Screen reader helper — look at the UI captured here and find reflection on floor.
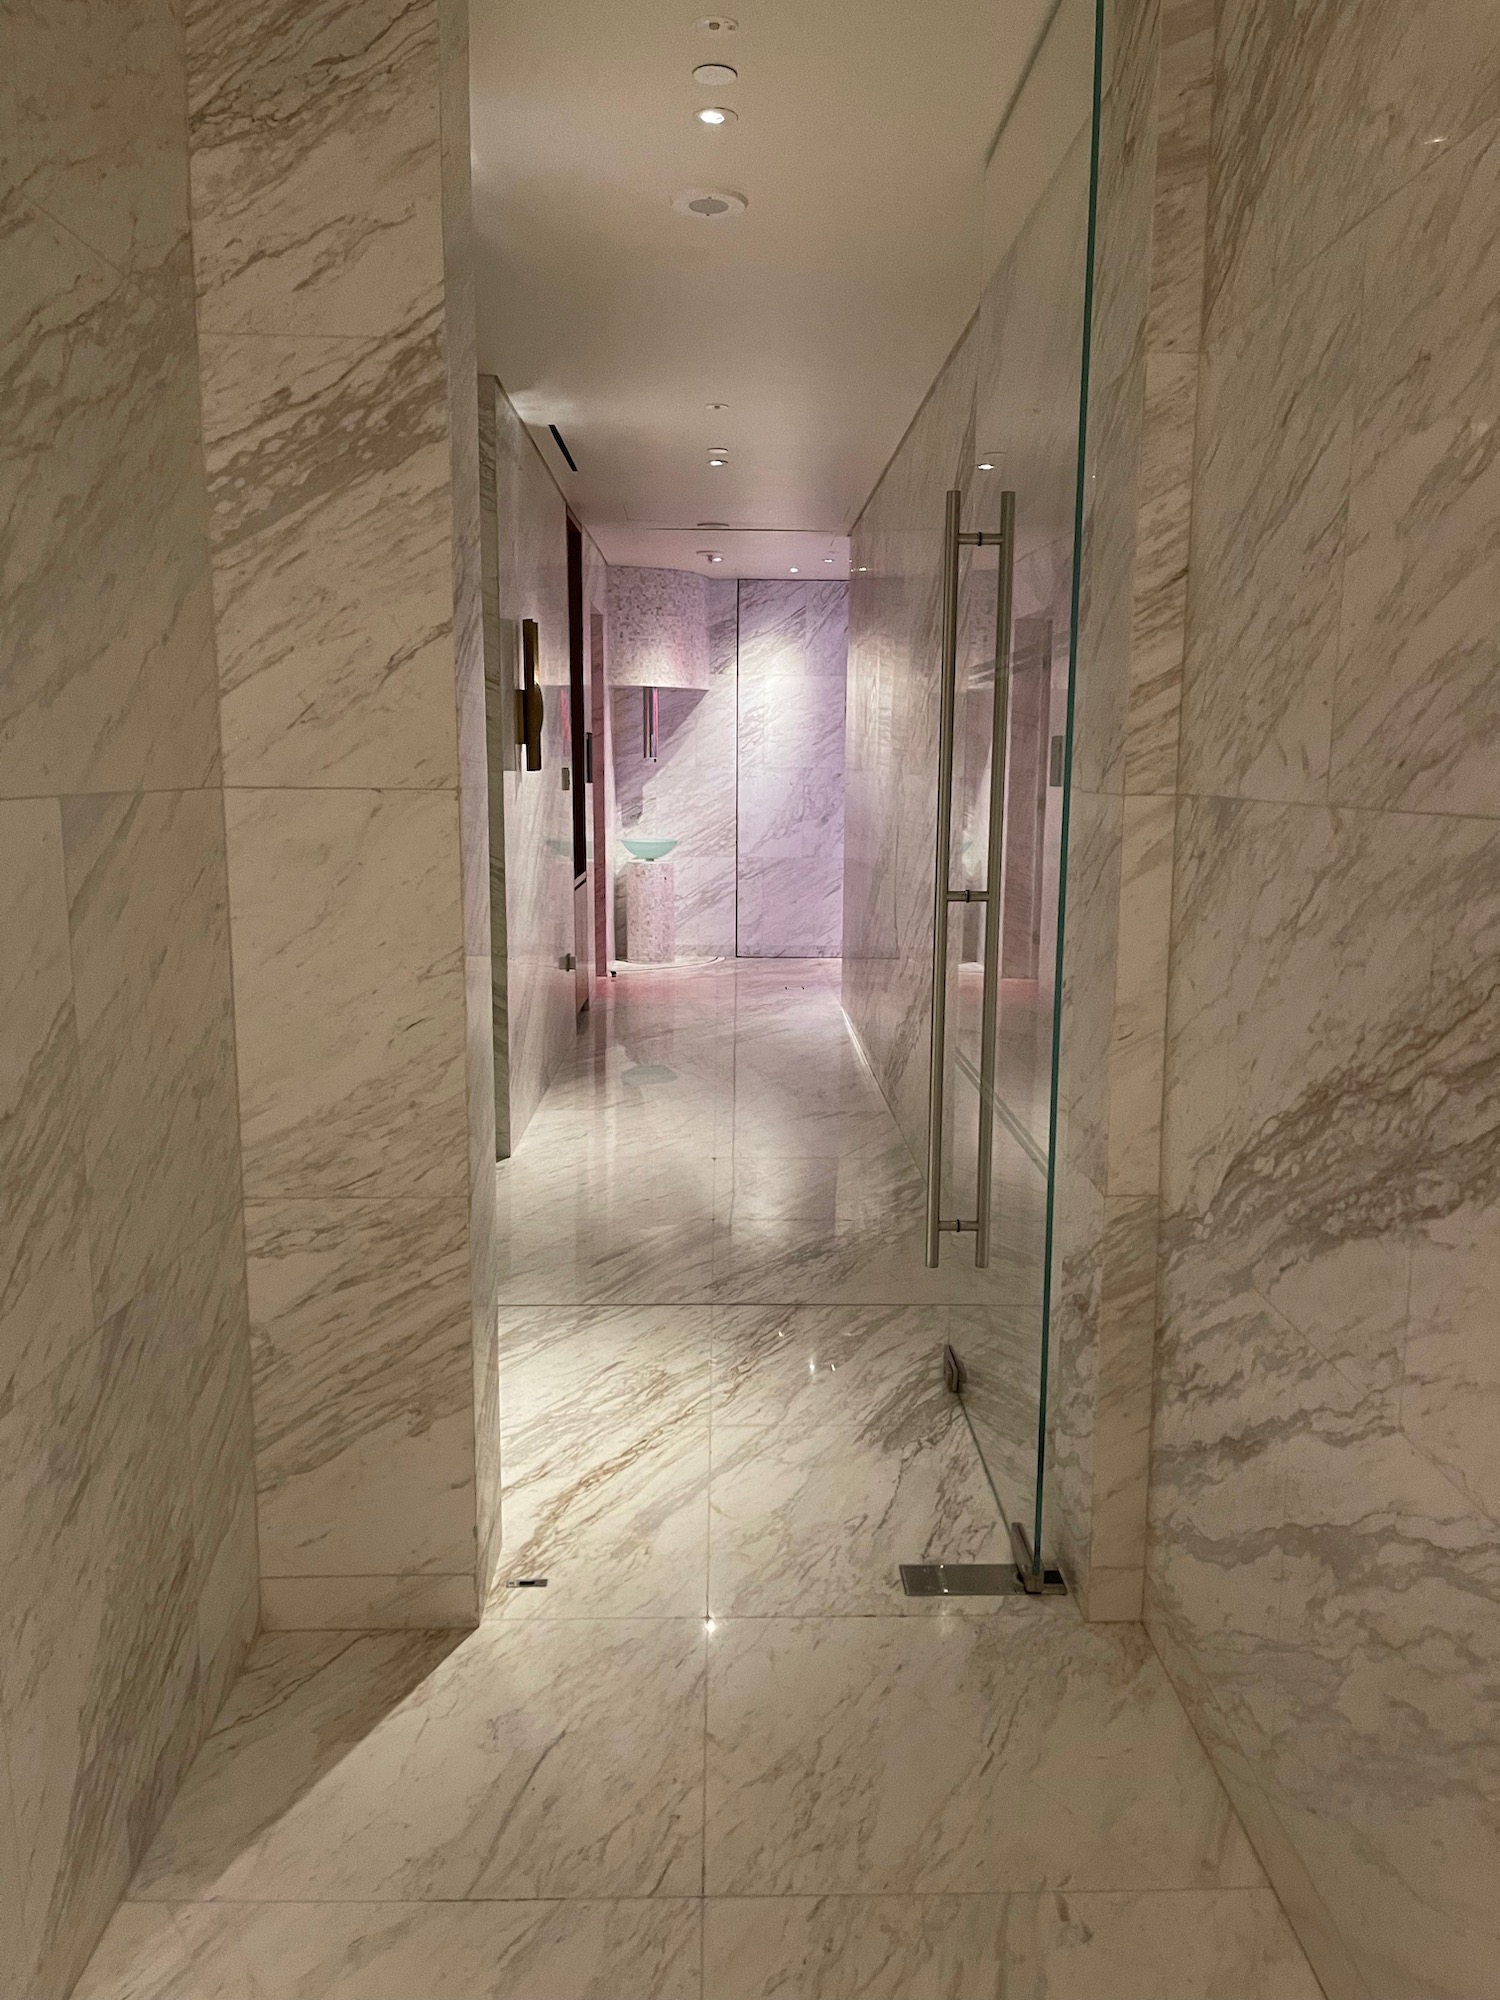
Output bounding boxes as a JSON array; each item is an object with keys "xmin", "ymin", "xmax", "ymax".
[{"xmin": 75, "ymin": 961, "xmax": 1321, "ymax": 1997}]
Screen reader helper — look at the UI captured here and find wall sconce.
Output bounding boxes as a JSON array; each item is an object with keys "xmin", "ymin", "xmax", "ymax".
[{"xmin": 516, "ymin": 617, "xmax": 544, "ymax": 771}]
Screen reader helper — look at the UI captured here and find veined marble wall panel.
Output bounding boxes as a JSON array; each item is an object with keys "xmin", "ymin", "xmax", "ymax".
[
  {"xmin": 1149, "ymin": 22, "xmax": 1500, "ymax": 1994},
  {"xmin": 736, "ymin": 580, "xmax": 847, "ymax": 959},
  {"xmin": 611, "ymin": 576, "xmax": 739, "ymax": 961},
  {"xmin": 1, "ymin": 1, "xmax": 258, "ymax": 1987},
  {"xmin": 187, "ymin": 0, "xmax": 493, "ymax": 1630},
  {"xmin": 484, "ymin": 378, "xmax": 576, "ymax": 1149},
  {"xmin": 1043, "ymin": 0, "xmax": 1212, "ymax": 1620}
]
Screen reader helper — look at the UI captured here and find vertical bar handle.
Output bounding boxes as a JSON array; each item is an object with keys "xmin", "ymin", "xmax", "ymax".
[
  {"xmin": 973, "ymin": 491, "xmax": 1017, "ymax": 1269},
  {"xmin": 924, "ymin": 490, "xmax": 965, "ymax": 1267}
]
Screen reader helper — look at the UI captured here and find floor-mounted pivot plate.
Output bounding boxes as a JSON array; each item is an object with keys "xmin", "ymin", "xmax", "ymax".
[{"xmin": 899, "ymin": 1563, "xmax": 1024, "ymax": 1597}]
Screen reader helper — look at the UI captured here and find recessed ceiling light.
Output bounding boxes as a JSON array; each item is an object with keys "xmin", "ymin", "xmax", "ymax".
[
  {"xmin": 696, "ymin": 105, "xmax": 736, "ymax": 126},
  {"xmin": 698, "ymin": 520, "xmax": 729, "ymax": 528},
  {"xmin": 789, "ymin": 566, "xmax": 799, "ymax": 574},
  {"xmin": 857, "ymin": 565, "xmax": 868, "ymax": 572},
  {"xmin": 708, "ymin": 452, "xmax": 728, "ymax": 466},
  {"xmin": 977, "ymin": 460, "xmax": 995, "ymax": 471},
  {"xmin": 694, "ymin": 61, "xmax": 738, "ymax": 85},
  {"xmin": 697, "ymin": 548, "xmax": 725, "ymax": 563},
  {"xmin": 706, "ymin": 401, "xmax": 728, "ymax": 411},
  {"xmin": 823, "ymin": 556, "xmax": 835, "ymax": 564},
  {"xmin": 672, "ymin": 187, "xmax": 748, "ymax": 219}
]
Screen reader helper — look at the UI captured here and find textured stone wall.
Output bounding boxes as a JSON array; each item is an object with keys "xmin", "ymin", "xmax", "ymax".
[
  {"xmin": 1, "ymin": 1, "xmax": 257, "ymax": 1990},
  {"xmin": 1145, "ymin": 4, "xmax": 1500, "ymax": 1994},
  {"xmin": 735, "ymin": 580, "xmax": 847, "ymax": 959},
  {"xmin": 185, "ymin": 0, "xmax": 497, "ymax": 1632}
]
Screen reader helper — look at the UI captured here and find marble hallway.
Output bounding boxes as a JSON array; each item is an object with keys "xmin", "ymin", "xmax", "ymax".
[{"xmin": 73, "ymin": 960, "xmax": 1319, "ymax": 1998}]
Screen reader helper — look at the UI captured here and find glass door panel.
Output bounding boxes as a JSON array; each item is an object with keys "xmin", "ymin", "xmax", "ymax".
[{"xmin": 935, "ymin": 0, "xmax": 1102, "ymax": 1580}]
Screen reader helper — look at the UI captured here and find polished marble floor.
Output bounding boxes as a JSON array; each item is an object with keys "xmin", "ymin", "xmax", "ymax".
[{"xmin": 75, "ymin": 961, "xmax": 1321, "ymax": 1997}]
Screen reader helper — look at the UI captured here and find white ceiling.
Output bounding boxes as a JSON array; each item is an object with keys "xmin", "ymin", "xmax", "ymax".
[{"xmin": 469, "ymin": 0, "xmax": 1054, "ymax": 577}]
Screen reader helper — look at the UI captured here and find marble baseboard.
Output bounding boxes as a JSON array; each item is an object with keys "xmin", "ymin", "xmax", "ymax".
[{"xmin": 259, "ymin": 1573, "xmax": 478, "ymax": 1632}]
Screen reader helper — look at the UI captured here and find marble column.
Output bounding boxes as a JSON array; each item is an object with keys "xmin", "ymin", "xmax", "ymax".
[
  {"xmin": 185, "ymin": 0, "xmax": 498, "ymax": 1628},
  {"xmin": 1, "ymin": 0, "xmax": 257, "ymax": 1991}
]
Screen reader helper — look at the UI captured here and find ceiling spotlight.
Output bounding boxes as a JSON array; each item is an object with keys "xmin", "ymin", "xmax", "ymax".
[
  {"xmin": 697, "ymin": 106, "xmax": 736, "ymax": 126},
  {"xmin": 694, "ymin": 61, "xmax": 738, "ymax": 85},
  {"xmin": 977, "ymin": 459, "xmax": 995, "ymax": 471},
  {"xmin": 823, "ymin": 556, "xmax": 835, "ymax": 564},
  {"xmin": 789, "ymin": 566, "xmax": 799, "ymax": 574},
  {"xmin": 857, "ymin": 565, "xmax": 868, "ymax": 572},
  {"xmin": 708, "ymin": 453, "xmax": 728, "ymax": 467},
  {"xmin": 697, "ymin": 547, "xmax": 725, "ymax": 563}
]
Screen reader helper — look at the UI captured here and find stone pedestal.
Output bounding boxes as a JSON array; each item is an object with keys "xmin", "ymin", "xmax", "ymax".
[{"xmin": 625, "ymin": 858, "xmax": 676, "ymax": 962}]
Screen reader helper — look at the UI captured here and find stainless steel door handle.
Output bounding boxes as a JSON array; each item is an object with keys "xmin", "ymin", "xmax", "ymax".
[{"xmin": 924, "ymin": 488, "xmax": 1017, "ymax": 1269}]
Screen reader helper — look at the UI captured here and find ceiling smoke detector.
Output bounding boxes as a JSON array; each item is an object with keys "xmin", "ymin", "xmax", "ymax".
[
  {"xmin": 695, "ymin": 16, "xmax": 738, "ymax": 33},
  {"xmin": 672, "ymin": 187, "xmax": 748, "ymax": 219}
]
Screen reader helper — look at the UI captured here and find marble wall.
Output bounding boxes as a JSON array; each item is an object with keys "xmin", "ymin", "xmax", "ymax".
[
  {"xmin": 612, "ymin": 578, "xmax": 739, "ymax": 960},
  {"xmin": 480, "ymin": 374, "xmax": 592, "ymax": 1150},
  {"xmin": 0, "ymin": 0, "xmax": 257, "ymax": 1991},
  {"xmin": 736, "ymin": 580, "xmax": 848, "ymax": 958},
  {"xmin": 608, "ymin": 579, "xmax": 848, "ymax": 962},
  {"xmin": 1042, "ymin": 0, "xmax": 1212, "ymax": 1623},
  {"xmin": 1144, "ymin": 4, "xmax": 1500, "ymax": 1996},
  {"xmin": 186, "ymin": 0, "xmax": 498, "ymax": 1631}
]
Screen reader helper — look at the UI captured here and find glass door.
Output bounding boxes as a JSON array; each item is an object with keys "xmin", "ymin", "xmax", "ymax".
[{"xmin": 929, "ymin": 0, "xmax": 1103, "ymax": 1585}]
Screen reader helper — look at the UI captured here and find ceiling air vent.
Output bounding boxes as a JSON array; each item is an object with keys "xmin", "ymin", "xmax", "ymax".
[{"xmin": 672, "ymin": 187, "xmax": 748, "ymax": 220}]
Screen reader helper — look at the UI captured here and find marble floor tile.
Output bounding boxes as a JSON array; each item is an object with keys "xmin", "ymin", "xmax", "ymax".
[
  {"xmin": 133, "ymin": 1621, "xmax": 706, "ymax": 1901},
  {"xmin": 494, "ymin": 1310, "xmax": 710, "ymax": 1619},
  {"xmin": 703, "ymin": 1889, "xmax": 1321, "ymax": 1999},
  {"xmin": 74, "ymin": 1897, "xmax": 702, "ymax": 2000},
  {"xmin": 704, "ymin": 1613, "xmax": 1264, "ymax": 1895},
  {"xmin": 710, "ymin": 1304, "xmax": 953, "ymax": 1430},
  {"xmin": 709, "ymin": 1417, "xmax": 1009, "ymax": 1618},
  {"xmin": 703, "ymin": 1895, "xmax": 1009, "ymax": 1999},
  {"xmin": 500, "ymin": 1303, "xmax": 711, "ymax": 1435},
  {"xmin": 997, "ymin": 1888, "xmax": 1326, "ymax": 1999},
  {"xmin": 70, "ymin": 959, "xmax": 1324, "ymax": 2000}
]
